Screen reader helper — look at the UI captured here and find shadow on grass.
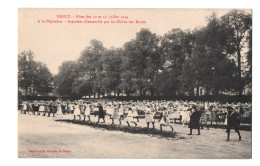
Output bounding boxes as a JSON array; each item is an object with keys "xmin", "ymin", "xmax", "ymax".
[{"xmin": 55, "ymin": 119, "xmax": 178, "ymax": 139}]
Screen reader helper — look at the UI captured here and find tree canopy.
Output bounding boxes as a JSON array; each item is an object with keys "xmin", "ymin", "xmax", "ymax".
[{"xmin": 19, "ymin": 10, "xmax": 252, "ymax": 99}]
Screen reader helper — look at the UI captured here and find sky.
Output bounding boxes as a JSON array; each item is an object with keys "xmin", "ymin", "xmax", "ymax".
[{"xmin": 18, "ymin": 8, "xmax": 251, "ymax": 75}]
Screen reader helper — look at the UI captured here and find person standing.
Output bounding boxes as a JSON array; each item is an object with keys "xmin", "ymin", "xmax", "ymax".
[
  {"xmin": 55, "ymin": 102, "xmax": 63, "ymax": 118},
  {"xmin": 73, "ymin": 101, "xmax": 81, "ymax": 120},
  {"xmin": 226, "ymin": 106, "xmax": 242, "ymax": 141},
  {"xmin": 83, "ymin": 103, "xmax": 91, "ymax": 121},
  {"xmin": 125, "ymin": 107, "xmax": 138, "ymax": 127},
  {"xmin": 111, "ymin": 104, "xmax": 121, "ymax": 125},
  {"xmin": 48, "ymin": 101, "xmax": 55, "ymax": 117},
  {"xmin": 97, "ymin": 103, "xmax": 105, "ymax": 123},
  {"xmin": 188, "ymin": 105, "xmax": 201, "ymax": 135},
  {"xmin": 160, "ymin": 109, "xmax": 174, "ymax": 132},
  {"xmin": 145, "ymin": 105, "xmax": 155, "ymax": 129},
  {"xmin": 21, "ymin": 101, "xmax": 28, "ymax": 114}
]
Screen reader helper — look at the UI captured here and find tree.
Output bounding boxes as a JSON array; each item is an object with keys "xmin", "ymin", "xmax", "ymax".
[
  {"xmin": 221, "ymin": 9, "xmax": 252, "ymax": 96},
  {"xmin": 33, "ymin": 62, "xmax": 53, "ymax": 95},
  {"xmin": 101, "ymin": 48, "xmax": 123, "ymax": 96},
  {"xmin": 122, "ymin": 28, "xmax": 160, "ymax": 96},
  {"xmin": 54, "ymin": 61, "xmax": 79, "ymax": 97},
  {"xmin": 78, "ymin": 39, "xmax": 105, "ymax": 98},
  {"xmin": 160, "ymin": 28, "xmax": 190, "ymax": 96},
  {"xmin": 180, "ymin": 14, "xmax": 238, "ymax": 96},
  {"xmin": 18, "ymin": 50, "xmax": 53, "ymax": 96}
]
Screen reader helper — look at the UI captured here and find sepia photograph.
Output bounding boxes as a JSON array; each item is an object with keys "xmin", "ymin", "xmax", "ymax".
[{"xmin": 18, "ymin": 8, "xmax": 252, "ymax": 159}]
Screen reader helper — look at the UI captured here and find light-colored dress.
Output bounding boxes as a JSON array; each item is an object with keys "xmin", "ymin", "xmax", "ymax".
[
  {"xmin": 106, "ymin": 106, "xmax": 114, "ymax": 116},
  {"xmin": 160, "ymin": 111, "xmax": 171, "ymax": 126},
  {"xmin": 84, "ymin": 104, "xmax": 90, "ymax": 116},
  {"xmin": 73, "ymin": 105, "xmax": 81, "ymax": 115},
  {"xmin": 22, "ymin": 103, "xmax": 28, "ymax": 111},
  {"xmin": 56, "ymin": 104, "xmax": 63, "ymax": 117},
  {"xmin": 111, "ymin": 107, "xmax": 120, "ymax": 119},
  {"xmin": 181, "ymin": 110, "xmax": 190, "ymax": 123},
  {"xmin": 145, "ymin": 107, "xmax": 155, "ymax": 123},
  {"xmin": 68, "ymin": 104, "xmax": 74, "ymax": 113},
  {"xmin": 125, "ymin": 111, "xmax": 134, "ymax": 122}
]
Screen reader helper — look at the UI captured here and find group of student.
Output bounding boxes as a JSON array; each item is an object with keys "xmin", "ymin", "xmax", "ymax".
[{"xmin": 19, "ymin": 99, "xmax": 251, "ymax": 141}]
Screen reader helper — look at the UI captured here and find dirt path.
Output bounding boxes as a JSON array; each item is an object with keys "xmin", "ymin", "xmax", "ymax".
[{"xmin": 18, "ymin": 113, "xmax": 251, "ymax": 158}]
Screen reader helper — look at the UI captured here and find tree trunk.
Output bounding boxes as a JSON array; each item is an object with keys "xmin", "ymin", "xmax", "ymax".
[
  {"xmin": 237, "ymin": 49, "xmax": 243, "ymax": 96},
  {"xmin": 98, "ymin": 91, "xmax": 100, "ymax": 99},
  {"xmin": 196, "ymin": 85, "xmax": 200, "ymax": 97}
]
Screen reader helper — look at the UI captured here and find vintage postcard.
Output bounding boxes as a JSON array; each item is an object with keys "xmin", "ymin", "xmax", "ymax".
[{"xmin": 18, "ymin": 8, "xmax": 252, "ymax": 158}]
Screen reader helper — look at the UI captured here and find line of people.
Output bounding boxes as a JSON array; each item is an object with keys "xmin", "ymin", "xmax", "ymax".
[{"xmin": 18, "ymin": 99, "xmax": 250, "ymax": 141}]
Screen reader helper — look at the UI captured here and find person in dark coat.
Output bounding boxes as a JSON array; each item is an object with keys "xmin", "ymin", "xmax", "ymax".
[
  {"xmin": 48, "ymin": 101, "xmax": 55, "ymax": 117},
  {"xmin": 226, "ymin": 106, "xmax": 241, "ymax": 141},
  {"xmin": 97, "ymin": 103, "xmax": 105, "ymax": 123},
  {"xmin": 188, "ymin": 105, "xmax": 201, "ymax": 135}
]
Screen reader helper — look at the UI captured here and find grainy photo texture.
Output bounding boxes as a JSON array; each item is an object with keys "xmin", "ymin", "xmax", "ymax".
[{"xmin": 18, "ymin": 8, "xmax": 252, "ymax": 158}]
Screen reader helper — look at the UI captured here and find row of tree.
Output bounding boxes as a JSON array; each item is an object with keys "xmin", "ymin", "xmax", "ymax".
[
  {"xmin": 18, "ymin": 50, "xmax": 53, "ymax": 97},
  {"xmin": 18, "ymin": 10, "xmax": 252, "ymax": 99}
]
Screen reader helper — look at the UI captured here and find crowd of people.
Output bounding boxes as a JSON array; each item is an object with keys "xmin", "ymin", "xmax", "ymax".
[{"xmin": 18, "ymin": 99, "xmax": 251, "ymax": 141}]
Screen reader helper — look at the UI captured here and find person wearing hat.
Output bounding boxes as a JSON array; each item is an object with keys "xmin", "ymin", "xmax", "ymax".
[
  {"xmin": 226, "ymin": 106, "xmax": 242, "ymax": 141},
  {"xmin": 97, "ymin": 103, "xmax": 105, "ymax": 123},
  {"xmin": 188, "ymin": 105, "xmax": 201, "ymax": 135}
]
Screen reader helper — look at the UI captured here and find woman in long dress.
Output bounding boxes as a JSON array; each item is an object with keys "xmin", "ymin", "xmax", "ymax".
[
  {"xmin": 55, "ymin": 102, "xmax": 63, "ymax": 118},
  {"xmin": 188, "ymin": 105, "xmax": 201, "ymax": 135},
  {"xmin": 97, "ymin": 103, "xmax": 105, "ymax": 123},
  {"xmin": 48, "ymin": 101, "xmax": 55, "ymax": 117},
  {"xmin": 226, "ymin": 106, "xmax": 242, "ymax": 141}
]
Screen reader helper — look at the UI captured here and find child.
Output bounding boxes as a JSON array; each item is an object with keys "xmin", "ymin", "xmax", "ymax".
[
  {"xmin": 145, "ymin": 105, "xmax": 155, "ymax": 129},
  {"xmin": 160, "ymin": 109, "xmax": 174, "ymax": 132},
  {"xmin": 73, "ymin": 101, "xmax": 81, "ymax": 120},
  {"xmin": 83, "ymin": 103, "xmax": 91, "ymax": 121},
  {"xmin": 111, "ymin": 104, "xmax": 121, "ymax": 125},
  {"xmin": 125, "ymin": 107, "xmax": 138, "ymax": 127}
]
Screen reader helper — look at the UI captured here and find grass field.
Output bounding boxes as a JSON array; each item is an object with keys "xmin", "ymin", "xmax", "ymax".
[{"xmin": 18, "ymin": 113, "xmax": 252, "ymax": 158}]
